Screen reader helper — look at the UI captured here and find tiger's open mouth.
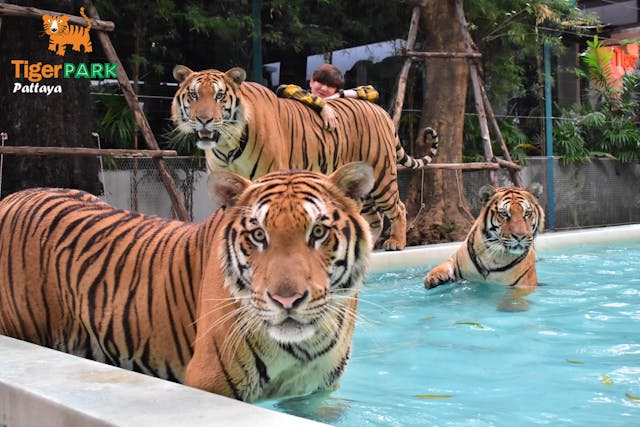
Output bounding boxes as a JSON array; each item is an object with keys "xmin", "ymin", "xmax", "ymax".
[{"xmin": 196, "ymin": 130, "xmax": 220, "ymax": 149}]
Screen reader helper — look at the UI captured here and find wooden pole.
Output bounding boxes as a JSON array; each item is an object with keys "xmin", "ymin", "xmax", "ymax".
[
  {"xmin": 403, "ymin": 50, "xmax": 482, "ymax": 59},
  {"xmin": 398, "ymin": 161, "xmax": 500, "ymax": 171},
  {"xmin": 0, "ymin": 3, "xmax": 114, "ymax": 31},
  {"xmin": 0, "ymin": 146, "xmax": 177, "ymax": 157},
  {"xmin": 391, "ymin": 6, "xmax": 421, "ymax": 129},
  {"xmin": 479, "ymin": 83, "xmax": 523, "ymax": 186},
  {"xmin": 455, "ymin": 0, "xmax": 497, "ymax": 186},
  {"xmin": 83, "ymin": 1, "xmax": 189, "ymax": 221}
]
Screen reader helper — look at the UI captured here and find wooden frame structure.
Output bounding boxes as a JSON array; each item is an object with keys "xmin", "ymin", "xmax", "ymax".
[
  {"xmin": 391, "ymin": 0, "xmax": 523, "ymax": 187},
  {"xmin": 0, "ymin": 1, "xmax": 189, "ymax": 220}
]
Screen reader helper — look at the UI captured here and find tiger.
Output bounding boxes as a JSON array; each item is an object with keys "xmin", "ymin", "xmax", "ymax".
[
  {"xmin": 424, "ymin": 184, "xmax": 545, "ymax": 290},
  {"xmin": 170, "ymin": 65, "xmax": 440, "ymax": 251},
  {"xmin": 0, "ymin": 162, "xmax": 373, "ymax": 403},
  {"xmin": 42, "ymin": 7, "xmax": 93, "ymax": 56}
]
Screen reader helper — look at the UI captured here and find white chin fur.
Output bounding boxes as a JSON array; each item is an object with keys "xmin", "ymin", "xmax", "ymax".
[
  {"xmin": 267, "ymin": 320, "xmax": 316, "ymax": 344},
  {"xmin": 196, "ymin": 140, "xmax": 214, "ymax": 150}
]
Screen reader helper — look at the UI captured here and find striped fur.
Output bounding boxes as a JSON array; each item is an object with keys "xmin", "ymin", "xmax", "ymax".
[
  {"xmin": 0, "ymin": 163, "xmax": 373, "ymax": 403},
  {"xmin": 424, "ymin": 184, "xmax": 545, "ymax": 289},
  {"xmin": 171, "ymin": 66, "xmax": 440, "ymax": 251}
]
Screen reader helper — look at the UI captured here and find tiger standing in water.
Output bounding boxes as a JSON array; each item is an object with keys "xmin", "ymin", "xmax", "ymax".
[
  {"xmin": 0, "ymin": 163, "xmax": 373, "ymax": 402},
  {"xmin": 424, "ymin": 184, "xmax": 545, "ymax": 288},
  {"xmin": 424, "ymin": 185, "xmax": 545, "ymax": 310}
]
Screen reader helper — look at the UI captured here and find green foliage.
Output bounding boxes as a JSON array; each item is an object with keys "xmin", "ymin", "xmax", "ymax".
[
  {"xmin": 553, "ymin": 37, "xmax": 640, "ymax": 164},
  {"xmin": 462, "ymin": 114, "xmax": 531, "ymax": 163},
  {"xmin": 94, "ymin": 94, "xmax": 137, "ymax": 149},
  {"xmin": 462, "ymin": 0, "xmax": 599, "ymax": 162}
]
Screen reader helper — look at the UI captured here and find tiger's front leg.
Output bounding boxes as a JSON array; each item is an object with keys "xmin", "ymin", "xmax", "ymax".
[
  {"xmin": 382, "ymin": 200, "xmax": 407, "ymax": 251},
  {"xmin": 424, "ymin": 260, "xmax": 456, "ymax": 289},
  {"xmin": 48, "ymin": 41, "xmax": 57, "ymax": 52},
  {"xmin": 360, "ymin": 198, "xmax": 383, "ymax": 247}
]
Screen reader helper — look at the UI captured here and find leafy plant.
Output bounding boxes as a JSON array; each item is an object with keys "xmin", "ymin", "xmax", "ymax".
[
  {"xmin": 553, "ymin": 37, "xmax": 640, "ymax": 164},
  {"xmin": 95, "ymin": 93, "xmax": 137, "ymax": 149}
]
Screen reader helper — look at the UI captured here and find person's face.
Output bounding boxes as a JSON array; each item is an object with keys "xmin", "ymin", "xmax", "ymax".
[{"xmin": 310, "ymin": 79, "xmax": 337, "ymax": 98}]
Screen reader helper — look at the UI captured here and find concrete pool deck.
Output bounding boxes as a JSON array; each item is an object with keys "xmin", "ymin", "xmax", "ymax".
[{"xmin": 1, "ymin": 223, "xmax": 639, "ymax": 426}]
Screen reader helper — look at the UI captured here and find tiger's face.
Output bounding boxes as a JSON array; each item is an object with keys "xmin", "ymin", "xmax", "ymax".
[
  {"xmin": 171, "ymin": 65, "xmax": 247, "ymax": 150},
  {"xmin": 480, "ymin": 184, "xmax": 545, "ymax": 256},
  {"xmin": 210, "ymin": 163, "xmax": 373, "ymax": 344},
  {"xmin": 42, "ymin": 15, "xmax": 69, "ymax": 35}
]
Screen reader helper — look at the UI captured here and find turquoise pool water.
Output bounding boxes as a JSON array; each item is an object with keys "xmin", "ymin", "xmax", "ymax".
[{"xmin": 260, "ymin": 242, "xmax": 640, "ymax": 426}]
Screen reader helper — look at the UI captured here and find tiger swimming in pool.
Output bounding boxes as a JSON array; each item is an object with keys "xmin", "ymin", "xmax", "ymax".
[
  {"xmin": 424, "ymin": 184, "xmax": 545, "ymax": 290},
  {"xmin": 0, "ymin": 163, "xmax": 374, "ymax": 403},
  {"xmin": 170, "ymin": 65, "xmax": 440, "ymax": 251}
]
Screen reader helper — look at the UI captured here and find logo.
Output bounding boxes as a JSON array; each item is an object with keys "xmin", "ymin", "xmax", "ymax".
[
  {"xmin": 10, "ymin": 7, "xmax": 118, "ymax": 96},
  {"xmin": 43, "ymin": 6, "xmax": 92, "ymax": 57}
]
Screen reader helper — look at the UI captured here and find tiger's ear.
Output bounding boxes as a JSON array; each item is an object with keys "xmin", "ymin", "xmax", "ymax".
[
  {"xmin": 173, "ymin": 65, "xmax": 194, "ymax": 83},
  {"xmin": 208, "ymin": 169, "xmax": 251, "ymax": 208},
  {"xmin": 226, "ymin": 68, "xmax": 247, "ymax": 88},
  {"xmin": 329, "ymin": 162, "xmax": 374, "ymax": 201},
  {"xmin": 479, "ymin": 185, "xmax": 496, "ymax": 204},
  {"xmin": 527, "ymin": 182, "xmax": 543, "ymax": 199}
]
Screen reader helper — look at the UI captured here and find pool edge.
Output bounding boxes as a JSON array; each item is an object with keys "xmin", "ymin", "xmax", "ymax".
[{"xmin": 369, "ymin": 223, "xmax": 640, "ymax": 273}]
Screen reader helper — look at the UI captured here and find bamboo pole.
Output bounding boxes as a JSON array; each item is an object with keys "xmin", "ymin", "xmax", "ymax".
[
  {"xmin": 391, "ymin": 6, "xmax": 421, "ymax": 129},
  {"xmin": 83, "ymin": 1, "xmax": 188, "ymax": 221},
  {"xmin": 0, "ymin": 146, "xmax": 177, "ymax": 157},
  {"xmin": 0, "ymin": 3, "xmax": 114, "ymax": 31}
]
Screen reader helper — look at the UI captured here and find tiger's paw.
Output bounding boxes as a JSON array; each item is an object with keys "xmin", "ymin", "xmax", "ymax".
[
  {"xmin": 382, "ymin": 238, "xmax": 405, "ymax": 251},
  {"xmin": 423, "ymin": 265, "xmax": 454, "ymax": 289}
]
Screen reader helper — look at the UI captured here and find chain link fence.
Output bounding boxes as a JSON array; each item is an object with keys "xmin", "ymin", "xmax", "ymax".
[{"xmin": 98, "ymin": 156, "xmax": 639, "ymax": 230}]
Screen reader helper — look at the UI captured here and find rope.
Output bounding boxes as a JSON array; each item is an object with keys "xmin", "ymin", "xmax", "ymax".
[
  {"xmin": 456, "ymin": 169, "xmax": 475, "ymax": 221},
  {"xmin": 407, "ymin": 168, "xmax": 426, "ymax": 230}
]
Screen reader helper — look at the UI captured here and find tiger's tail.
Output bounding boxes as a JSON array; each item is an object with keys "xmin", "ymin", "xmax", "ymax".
[
  {"xmin": 396, "ymin": 127, "xmax": 439, "ymax": 169},
  {"xmin": 79, "ymin": 6, "xmax": 92, "ymax": 30}
]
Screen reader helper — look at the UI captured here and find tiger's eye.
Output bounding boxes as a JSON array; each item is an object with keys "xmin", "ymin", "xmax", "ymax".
[
  {"xmin": 311, "ymin": 224, "xmax": 328, "ymax": 240},
  {"xmin": 250, "ymin": 228, "xmax": 266, "ymax": 243}
]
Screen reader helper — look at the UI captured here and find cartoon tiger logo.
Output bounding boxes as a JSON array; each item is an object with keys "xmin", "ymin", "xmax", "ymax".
[{"xmin": 42, "ymin": 7, "xmax": 92, "ymax": 56}]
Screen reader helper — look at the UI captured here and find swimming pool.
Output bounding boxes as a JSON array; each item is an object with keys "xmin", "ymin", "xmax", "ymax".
[{"xmin": 260, "ymin": 239, "xmax": 640, "ymax": 426}]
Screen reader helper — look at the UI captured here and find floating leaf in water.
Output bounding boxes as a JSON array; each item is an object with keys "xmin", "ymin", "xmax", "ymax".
[
  {"xmin": 625, "ymin": 393, "xmax": 640, "ymax": 403},
  {"xmin": 565, "ymin": 359, "xmax": 584, "ymax": 365},
  {"xmin": 455, "ymin": 321, "xmax": 485, "ymax": 329},
  {"xmin": 414, "ymin": 394, "xmax": 454, "ymax": 399},
  {"xmin": 600, "ymin": 375, "xmax": 614, "ymax": 386}
]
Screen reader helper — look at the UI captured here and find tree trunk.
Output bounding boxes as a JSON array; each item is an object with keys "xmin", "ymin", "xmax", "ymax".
[
  {"xmin": 405, "ymin": 0, "xmax": 474, "ymax": 245},
  {"xmin": 0, "ymin": 0, "xmax": 101, "ymax": 198}
]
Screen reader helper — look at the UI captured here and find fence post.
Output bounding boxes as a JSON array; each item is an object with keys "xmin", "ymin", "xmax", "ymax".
[{"xmin": 544, "ymin": 42, "xmax": 556, "ymax": 230}]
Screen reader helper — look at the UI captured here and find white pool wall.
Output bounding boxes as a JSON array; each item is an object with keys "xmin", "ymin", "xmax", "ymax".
[
  {"xmin": 1, "ymin": 224, "xmax": 638, "ymax": 426},
  {"xmin": 369, "ymin": 223, "xmax": 640, "ymax": 273}
]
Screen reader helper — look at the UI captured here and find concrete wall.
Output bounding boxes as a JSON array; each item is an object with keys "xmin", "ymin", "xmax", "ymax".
[{"xmin": 101, "ymin": 157, "xmax": 640, "ymax": 230}]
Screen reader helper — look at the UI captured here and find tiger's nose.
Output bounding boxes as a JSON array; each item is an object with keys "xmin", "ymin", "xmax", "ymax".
[
  {"xmin": 267, "ymin": 290, "xmax": 309, "ymax": 310},
  {"xmin": 196, "ymin": 115, "xmax": 213, "ymax": 125}
]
